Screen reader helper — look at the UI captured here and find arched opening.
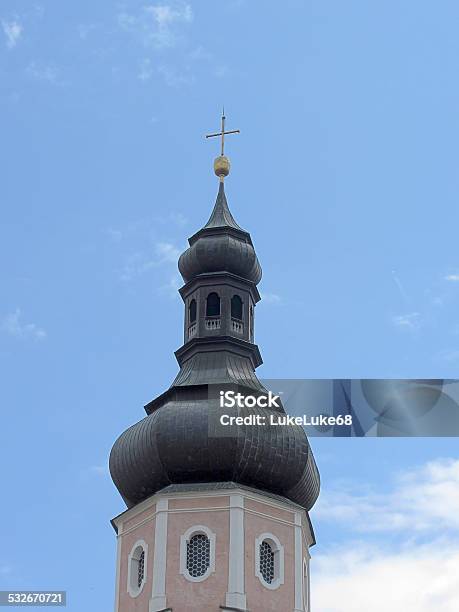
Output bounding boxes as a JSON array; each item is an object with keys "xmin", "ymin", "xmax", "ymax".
[
  {"xmin": 231, "ymin": 295, "xmax": 243, "ymax": 320},
  {"xmin": 255, "ymin": 533, "xmax": 284, "ymax": 590},
  {"xmin": 180, "ymin": 525, "xmax": 216, "ymax": 583},
  {"xmin": 128, "ymin": 542, "xmax": 147, "ymax": 597},
  {"xmin": 206, "ymin": 292, "xmax": 220, "ymax": 317},
  {"xmin": 189, "ymin": 299, "xmax": 197, "ymax": 323}
]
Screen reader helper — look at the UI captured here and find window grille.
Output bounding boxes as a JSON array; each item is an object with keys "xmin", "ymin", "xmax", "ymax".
[
  {"xmin": 137, "ymin": 550, "xmax": 145, "ymax": 588},
  {"xmin": 259, "ymin": 540, "xmax": 275, "ymax": 584},
  {"xmin": 186, "ymin": 533, "xmax": 210, "ymax": 578}
]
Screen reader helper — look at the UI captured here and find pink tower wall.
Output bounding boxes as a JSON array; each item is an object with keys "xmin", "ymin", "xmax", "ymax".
[{"xmin": 113, "ymin": 489, "xmax": 313, "ymax": 612}]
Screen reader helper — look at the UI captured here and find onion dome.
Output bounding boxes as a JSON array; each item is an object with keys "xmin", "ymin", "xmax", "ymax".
[
  {"xmin": 178, "ymin": 181, "xmax": 262, "ymax": 285},
  {"xmin": 110, "ymin": 398, "xmax": 320, "ymax": 510}
]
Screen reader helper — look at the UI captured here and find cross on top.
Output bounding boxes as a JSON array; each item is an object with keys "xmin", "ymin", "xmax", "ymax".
[{"xmin": 206, "ymin": 109, "xmax": 240, "ymax": 156}]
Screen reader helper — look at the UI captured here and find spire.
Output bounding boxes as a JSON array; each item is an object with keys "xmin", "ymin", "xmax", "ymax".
[{"xmin": 202, "ymin": 181, "xmax": 243, "ymax": 231}]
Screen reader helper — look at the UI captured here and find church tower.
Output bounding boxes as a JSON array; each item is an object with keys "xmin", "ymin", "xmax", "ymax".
[{"xmin": 109, "ymin": 114, "xmax": 320, "ymax": 612}]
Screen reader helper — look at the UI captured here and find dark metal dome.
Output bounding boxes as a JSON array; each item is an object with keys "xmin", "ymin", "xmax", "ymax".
[
  {"xmin": 109, "ymin": 398, "xmax": 320, "ymax": 510},
  {"xmin": 178, "ymin": 182, "xmax": 262, "ymax": 284}
]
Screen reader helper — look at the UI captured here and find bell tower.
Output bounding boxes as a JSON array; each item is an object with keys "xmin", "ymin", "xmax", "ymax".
[
  {"xmin": 109, "ymin": 114, "xmax": 320, "ymax": 612},
  {"xmin": 179, "ymin": 179, "xmax": 260, "ymax": 347}
]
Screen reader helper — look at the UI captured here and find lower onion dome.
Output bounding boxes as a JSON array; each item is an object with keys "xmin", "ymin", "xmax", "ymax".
[{"xmin": 109, "ymin": 399, "xmax": 320, "ymax": 510}]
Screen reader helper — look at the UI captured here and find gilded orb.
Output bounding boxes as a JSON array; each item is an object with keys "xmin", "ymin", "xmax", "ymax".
[{"xmin": 214, "ymin": 155, "xmax": 230, "ymax": 178}]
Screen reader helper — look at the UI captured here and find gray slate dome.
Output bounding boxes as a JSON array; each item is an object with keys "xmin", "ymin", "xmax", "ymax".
[
  {"xmin": 110, "ymin": 398, "xmax": 320, "ymax": 510},
  {"xmin": 178, "ymin": 182, "xmax": 262, "ymax": 284}
]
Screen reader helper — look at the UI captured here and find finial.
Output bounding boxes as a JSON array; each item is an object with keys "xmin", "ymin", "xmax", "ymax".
[{"xmin": 206, "ymin": 110, "xmax": 240, "ymax": 181}]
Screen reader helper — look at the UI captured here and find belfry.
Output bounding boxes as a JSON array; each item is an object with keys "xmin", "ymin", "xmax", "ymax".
[{"xmin": 109, "ymin": 114, "xmax": 320, "ymax": 612}]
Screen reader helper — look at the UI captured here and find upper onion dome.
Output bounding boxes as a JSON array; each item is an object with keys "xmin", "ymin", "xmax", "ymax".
[{"xmin": 178, "ymin": 182, "xmax": 262, "ymax": 285}]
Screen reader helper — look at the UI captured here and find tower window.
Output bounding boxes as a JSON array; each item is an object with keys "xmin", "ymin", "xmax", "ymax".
[
  {"xmin": 186, "ymin": 534, "xmax": 210, "ymax": 578},
  {"xmin": 206, "ymin": 292, "xmax": 220, "ymax": 316},
  {"xmin": 180, "ymin": 525, "xmax": 216, "ymax": 583},
  {"xmin": 189, "ymin": 299, "xmax": 197, "ymax": 323},
  {"xmin": 127, "ymin": 541, "xmax": 147, "ymax": 597},
  {"xmin": 255, "ymin": 533, "xmax": 284, "ymax": 590},
  {"xmin": 259, "ymin": 540, "xmax": 275, "ymax": 584},
  {"xmin": 231, "ymin": 295, "xmax": 243, "ymax": 320}
]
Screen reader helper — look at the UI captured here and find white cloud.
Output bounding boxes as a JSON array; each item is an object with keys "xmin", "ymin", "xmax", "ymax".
[
  {"xmin": 312, "ymin": 459, "xmax": 459, "ymax": 610},
  {"xmin": 392, "ymin": 311, "xmax": 421, "ymax": 331},
  {"xmin": 159, "ymin": 273, "xmax": 182, "ymax": 298},
  {"xmin": 314, "ymin": 458, "xmax": 459, "ymax": 533},
  {"xmin": 1, "ymin": 309, "xmax": 46, "ymax": 341},
  {"xmin": 445, "ymin": 274, "xmax": 459, "ymax": 282},
  {"xmin": 147, "ymin": 4, "xmax": 192, "ymax": 27},
  {"xmin": 105, "ymin": 227, "xmax": 123, "ymax": 242},
  {"xmin": 118, "ymin": 3, "xmax": 193, "ymax": 49},
  {"xmin": 313, "ymin": 542, "xmax": 459, "ymax": 612},
  {"xmin": 157, "ymin": 63, "xmax": 194, "ymax": 87},
  {"xmin": 436, "ymin": 349, "xmax": 459, "ymax": 363},
  {"xmin": 261, "ymin": 292, "xmax": 281, "ymax": 304},
  {"xmin": 391, "ymin": 269, "xmax": 409, "ymax": 303},
  {"xmin": 189, "ymin": 45, "xmax": 211, "ymax": 61},
  {"xmin": 77, "ymin": 23, "xmax": 96, "ymax": 40},
  {"xmin": 155, "ymin": 241, "xmax": 181, "ymax": 263},
  {"xmin": 138, "ymin": 58, "xmax": 153, "ymax": 81},
  {"xmin": 27, "ymin": 61, "xmax": 59, "ymax": 83},
  {"xmin": 120, "ymin": 241, "xmax": 181, "ymax": 281},
  {"xmin": 168, "ymin": 212, "xmax": 187, "ymax": 226},
  {"xmin": 2, "ymin": 19, "xmax": 22, "ymax": 49},
  {"xmin": 87, "ymin": 465, "xmax": 108, "ymax": 477}
]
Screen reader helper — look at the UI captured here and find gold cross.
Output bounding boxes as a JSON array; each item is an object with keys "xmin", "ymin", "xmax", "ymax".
[{"xmin": 206, "ymin": 109, "xmax": 240, "ymax": 156}]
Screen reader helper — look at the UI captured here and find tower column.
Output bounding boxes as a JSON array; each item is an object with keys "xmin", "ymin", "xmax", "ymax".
[
  {"xmin": 294, "ymin": 511, "xmax": 305, "ymax": 612},
  {"xmin": 150, "ymin": 498, "xmax": 169, "ymax": 612},
  {"xmin": 224, "ymin": 494, "xmax": 247, "ymax": 611}
]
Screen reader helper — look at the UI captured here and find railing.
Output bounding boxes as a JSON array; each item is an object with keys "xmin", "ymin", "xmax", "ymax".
[
  {"xmin": 205, "ymin": 318, "xmax": 221, "ymax": 330},
  {"xmin": 231, "ymin": 318, "xmax": 244, "ymax": 334},
  {"xmin": 188, "ymin": 322, "xmax": 197, "ymax": 339}
]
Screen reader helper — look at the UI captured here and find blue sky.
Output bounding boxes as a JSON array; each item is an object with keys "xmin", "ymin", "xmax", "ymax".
[{"xmin": 0, "ymin": 2, "xmax": 458, "ymax": 610}]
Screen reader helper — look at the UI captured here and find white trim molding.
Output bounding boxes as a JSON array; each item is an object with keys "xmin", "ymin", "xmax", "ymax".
[
  {"xmin": 255, "ymin": 532, "xmax": 285, "ymax": 590},
  {"xmin": 127, "ymin": 539, "xmax": 148, "ymax": 598},
  {"xmin": 225, "ymin": 494, "xmax": 247, "ymax": 610},
  {"xmin": 180, "ymin": 524, "xmax": 216, "ymax": 582},
  {"xmin": 303, "ymin": 557, "xmax": 311, "ymax": 612},
  {"xmin": 114, "ymin": 534, "xmax": 122, "ymax": 612},
  {"xmin": 150, "ymin": 497, "xmax": 168, "ymax": 612},
  {"xmin": 293, "ymin": 511, "xmax": 304, "ymax": 611}
]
